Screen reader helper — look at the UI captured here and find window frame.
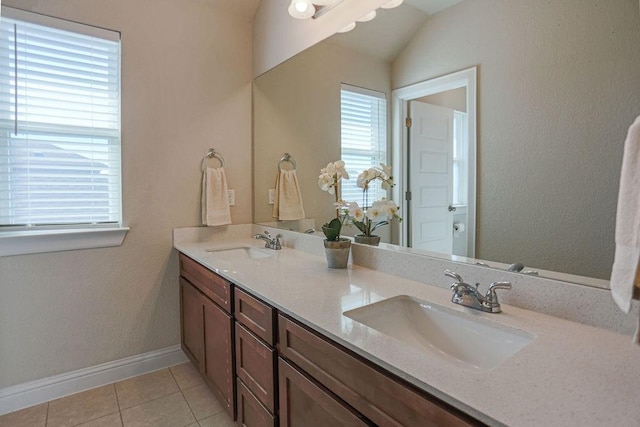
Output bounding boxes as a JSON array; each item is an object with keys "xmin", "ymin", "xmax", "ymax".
[
  {"xmin": 340, "ymin": 83, "xmax": 389, "ymax": 207},
  {"xmin": 0, "ymin": 6, "xmax": 127, "ymax": 256}
]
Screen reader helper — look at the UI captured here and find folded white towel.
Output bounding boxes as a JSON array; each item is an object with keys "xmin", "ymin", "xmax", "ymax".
[
  {"xmin": 272, "ymin": 169, "xmax": 305, "ymax": 221},
  {"xmin": 610, "ymin": 115, "xmax": 640, "ymax": 344},
  {"xmin": 201, "ymin": 166, "xmax": 232, "ymax": 226}
]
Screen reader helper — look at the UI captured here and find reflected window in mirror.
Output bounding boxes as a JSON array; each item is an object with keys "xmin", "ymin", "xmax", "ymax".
[
  {"xmin": 452, "ymin": 110, "xmax": 468, "ymax": 207},
  {"xmin": 340, "ymin": 84, "xmax": 388, "ymax": 205}
]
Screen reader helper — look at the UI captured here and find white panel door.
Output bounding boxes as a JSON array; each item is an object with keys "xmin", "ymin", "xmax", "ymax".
[{"xmin": 409, "ymin": 101, "xmax": 454, "ymax": 254}]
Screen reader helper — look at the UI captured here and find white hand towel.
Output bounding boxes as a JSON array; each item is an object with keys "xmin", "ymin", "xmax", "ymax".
[
  {"xmin": 610, "ymin": 115, "xmax": 640, "ymax": 344},
  {"xmin": 272, "ymin": 169, "xmax": 305, "ymax": 221},
  {"xmin": 201, "ymin": 167, "xmax": 232, "ymax": 226}
]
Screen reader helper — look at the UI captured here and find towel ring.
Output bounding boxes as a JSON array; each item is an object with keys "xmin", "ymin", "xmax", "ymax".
[
  {"xmin": 202, "ymin": 148, "xmax": 225, "ymax": 171},
  {"xmin": 278, "ymin": 153, "xmax": 297, "ymax": 171}
]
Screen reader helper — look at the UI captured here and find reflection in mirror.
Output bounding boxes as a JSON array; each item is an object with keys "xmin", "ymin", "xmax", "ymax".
[{"xmin": 253, "ymin": 0, "xmax": 640, "ymax": 288}]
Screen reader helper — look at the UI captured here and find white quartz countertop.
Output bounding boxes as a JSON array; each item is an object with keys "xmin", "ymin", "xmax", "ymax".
[{"xmin": 175, "ymin": 235, "xmax": 640, "ymax": 427}]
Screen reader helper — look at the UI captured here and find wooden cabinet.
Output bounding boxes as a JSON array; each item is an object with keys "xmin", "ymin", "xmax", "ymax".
[
  {"xmin": 202, "ymin": 296, "xmax": 234, "ymax": 415},
  {"xmin": 278, "ymin": 314, "xmax": 482, "ymax": 427},
  {"xmin": 234, "ymin": 288, "xmax": 278, "ymax": 426},
  {"xmin": 179, "ymin": 253, "xmax": 235, "ymax": 419},
  {"xmin": 179, "ymin": 277, "xmax": 203, "ymax": 367},
  {"xmin": 238, "ymin": 378, "xmax": 277, "ymax": 427},
  {"xmin": 180, "ymin": 252, "xmax": 483, "ymax": 427},
  {"xmin": 278, "ymin": 358, "xmax": 370, "ymax": 427},
  {"xmin": 235, "ymin": 288, "xmax": 275, "ymax": 345},
  {"xmin": 235, "ymin": 323, "xmax": 276, "ymax": 413}
]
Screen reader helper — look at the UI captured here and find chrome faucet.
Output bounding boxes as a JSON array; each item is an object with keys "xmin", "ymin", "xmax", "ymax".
[
  {"xmin": 445, "ymin": 270, "xmax": 511, "ymax": 313},
  {"xmin": 254, "ymin": 230, "xmax": 282, "ymax": 250},
  {"xmin": 507, "ymin": 262, "xmax": 539, "ymax": 276}
]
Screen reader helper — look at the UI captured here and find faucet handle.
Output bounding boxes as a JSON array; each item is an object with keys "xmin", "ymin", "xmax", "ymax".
[
  {"xmin": 484, "ymin": 281, "xmax": 512, "ymax": 312},
  {"xmin": 274, "ymin": 234, "xmax": 283, "ymax": 250},
  {"xmin": 488, "ymin": 281, "xmax": 512, "ymax": 292},
  {"xmin": 444, "ymin": 270, "xmax": 463, "ymax": 283}
]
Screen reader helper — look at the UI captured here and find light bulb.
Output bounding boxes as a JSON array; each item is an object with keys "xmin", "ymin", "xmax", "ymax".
[
  {"xmin": 380, "ymin": 0, "xmax": 403, "ymax": 9},
  {"xmin": 288, "ymin": 0, "xmax": 315, "ymax": 19},
  {"xmin": 357, "ymin": 10, "xmax": 377, "ymax": 22},
  {"xmin": 337, "ymin": 22, "xmax": 356, "ymax": 33}
]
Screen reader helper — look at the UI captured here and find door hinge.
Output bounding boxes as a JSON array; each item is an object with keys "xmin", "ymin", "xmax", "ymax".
[
  {"xmin": 405, "ymin": 117, "xmax": 412, "ymax": 128},
  {"xmin": 405, "ymin": 191, "xmax": 412, "ymax": 201}
]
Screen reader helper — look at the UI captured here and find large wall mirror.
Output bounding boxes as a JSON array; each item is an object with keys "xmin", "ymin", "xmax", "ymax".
[{"xmin": 253, "ymin": 0, "xmax": 640, "ymax": 288}]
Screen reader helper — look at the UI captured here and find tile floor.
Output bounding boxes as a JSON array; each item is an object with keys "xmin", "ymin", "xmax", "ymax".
[{"xmin": 0, "ymin": 363, "xmax": 236, "ymax": 427}]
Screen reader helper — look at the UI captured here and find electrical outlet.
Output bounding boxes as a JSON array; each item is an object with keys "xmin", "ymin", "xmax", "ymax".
[
  {"xmin": 268, "ymin": 189, "xmax": 276, "ymax": 205},
  {"xmin": 227, "ymin": 189, "xmax": 235, "ymax": 206}
]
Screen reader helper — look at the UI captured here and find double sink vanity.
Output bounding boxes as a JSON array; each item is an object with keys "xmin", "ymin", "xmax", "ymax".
[{"xmin": 174, "ymin": 224, "xmax": 640, "ymax": 427}]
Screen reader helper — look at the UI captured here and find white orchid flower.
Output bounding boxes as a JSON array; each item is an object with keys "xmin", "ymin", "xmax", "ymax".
[
  {"xmin": 347, "ymin": 202, "xmax": 365, "ymax": 222},
  {"xmin": 318, "ymin": 172, "xmax": 335, "ymax": 193},
  {"xmin": 370, "ymin": 199, "xmax": 399, "ymax": 220},
  {"xmin": 366, "ymin": 205, "xmax": 382, "ymax": 221}
]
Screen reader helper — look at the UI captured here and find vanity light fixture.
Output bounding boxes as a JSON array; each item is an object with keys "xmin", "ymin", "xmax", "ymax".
[
  {"xmin": 380, "ymin": 0, "xmax": 404, "ymax": 8},
  {"xmin": 289, "ymin": 0, "xmax": 403, "ymax": 33},
  {"xmin": 357, "ymin": 10, "xmax": 377, "ymax": 22},
  {"xmin": 337, "ymin": 22, "xmax": 357, "ymax": 33},
  {"xmin": 288, "ymin": 0, "xmax": 315, "ymax": 19},
  {"xmin": 288, "ymin": 0, "xmax": 345, "ymax": 20}
]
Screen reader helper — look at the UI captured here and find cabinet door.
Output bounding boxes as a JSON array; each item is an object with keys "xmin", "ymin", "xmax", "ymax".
[
  {"xmin": 202, "ymin": 296, "xmax": 235, "ymax": 419},
  {"xmin": 180, "ymin": 277, "xmax": 203, "ymax": 368},
  {"xmin": 279, "ymin": 315, "xmax": 479, "ymax": 426},
  {"xmin": 179, "ymin": 253, "xmax": 232, "ymax": 312},
  {"xmin": 235, "ymin": 287, "xmax": 275, "ymax": 345},
  {"xmin": 238, "ymin": 378, "xmax": 277, "ymax": 427},
  {"xmin": 235, "ymin": 323, "xmax": 276, "ymax": 413},
  {"xmin": 278, "ymin": 358, "xmax": 370, "ymax": 427}
]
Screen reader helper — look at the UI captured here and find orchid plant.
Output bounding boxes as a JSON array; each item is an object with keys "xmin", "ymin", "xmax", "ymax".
[
  {"xmin": 318, "ymin": 160, "xmax": 349, "ymax": 241},
  {"xmin": 345, "ymin": 164, "xmax": 401, "ymax": 237}
]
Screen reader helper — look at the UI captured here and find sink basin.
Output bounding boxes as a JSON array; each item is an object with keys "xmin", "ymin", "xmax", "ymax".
[
  {"xmin": 343, "ymin": 295, "xmax": 534, "ymax": 370},
  {"xmin": 206, "ymin": 246, "xmax": 275, "ymax": 261}
]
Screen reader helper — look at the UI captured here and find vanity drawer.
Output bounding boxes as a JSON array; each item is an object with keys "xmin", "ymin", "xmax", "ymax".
[
  {"xmin": 235, "ymin": 322, "xmax": 276, "ymax": 413},
  {"xmin": 278, "ymin": 314, "xmax": 480, "ymax": 427},
  {"xmin": 235, "ymin": 287, "xmax": 275, "ymax": 345},
  {"xmin": 238, "ymin": 378, "xmax": 277, "ymax": 427},
  {"xmin": 179, "ymin": 253, "xmax": 231, "ymax": 313}
]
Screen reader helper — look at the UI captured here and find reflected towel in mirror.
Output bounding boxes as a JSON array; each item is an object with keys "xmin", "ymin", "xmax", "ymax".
[
  {"xmin": 202, "ymin": 167, "xmax": 232, "ymax": 226},
  {"xmin": 272, "ymin": 169, "xmax": 305, "ymax": 221},
  {"xmin": 610, "ymin": 115, "xmax": 640, "ymax": 344}
]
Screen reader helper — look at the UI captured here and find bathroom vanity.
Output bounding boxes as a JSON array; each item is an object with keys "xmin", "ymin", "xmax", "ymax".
[
  {"xmin": 174, "ymin": 225, "xmax": 640, "ymax": 427},
  {"xmin": 179, "ymin": 251, "xmax": 477, "ymax": 426}
]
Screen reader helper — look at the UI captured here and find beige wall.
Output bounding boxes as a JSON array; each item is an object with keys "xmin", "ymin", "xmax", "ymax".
[
  {"xmin": 393, "ymin": 0, "xmax": 640, "ymax": 279},
  {"xmin": 0, "ymin": 0, "xmax": 253, "ymax": 388},
  {"xmin": 253, "ymin": 40, "xmax": 391, "ymax": 231}
]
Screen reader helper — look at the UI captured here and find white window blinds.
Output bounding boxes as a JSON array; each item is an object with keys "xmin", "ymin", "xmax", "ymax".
[
  {"xmin": 0, "ymin": 7, "xmax": 121, "ymax": 230},
  {"xmin": 340, "ymin": 84, "xmax": 387, "ymax": 206}
]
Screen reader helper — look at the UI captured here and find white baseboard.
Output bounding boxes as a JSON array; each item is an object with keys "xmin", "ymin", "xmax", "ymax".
[{"xmin": 0, "ymin": 345, "xmax": 188, "ymax": 416}]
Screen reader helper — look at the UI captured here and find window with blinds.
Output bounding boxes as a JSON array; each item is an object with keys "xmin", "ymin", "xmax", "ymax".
[
  {"xmin": 340, "ymin": 84, "xmax": 387, "ymax": 206},
  {"xmin": 0, "ymin": 7, "xmax": 121, "ymax": 230}
]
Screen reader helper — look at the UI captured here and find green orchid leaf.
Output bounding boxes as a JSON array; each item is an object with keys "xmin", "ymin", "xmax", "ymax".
[
  {"xmin": 370, "ymin": 220, "xmax": 389, "ymax": 233},
  {"xmin": 353, "ymin": 221, "xmax": 368, "ymax": 234},
  {"xmin": 322, "ymin": 217, "xmax": 342, "ymax": 241}
]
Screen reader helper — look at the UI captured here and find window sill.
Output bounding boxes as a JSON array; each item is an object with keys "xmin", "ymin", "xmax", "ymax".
[{"xmin": 0, "ymin": 227, "xmax": 129, "ymax": 257}]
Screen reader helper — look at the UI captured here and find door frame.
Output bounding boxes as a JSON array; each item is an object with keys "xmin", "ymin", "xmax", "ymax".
[{"xmin": 391, "ymin": 66, "xmax": 477, "ymax": 256}]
